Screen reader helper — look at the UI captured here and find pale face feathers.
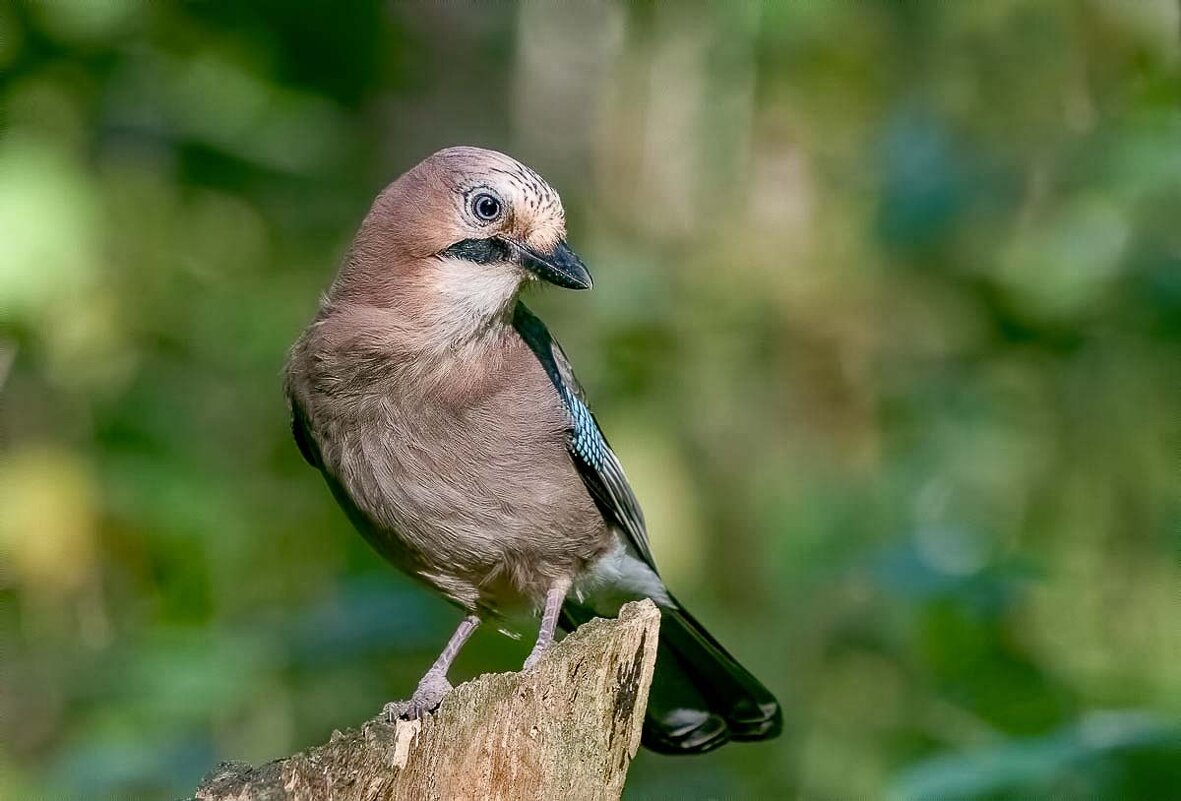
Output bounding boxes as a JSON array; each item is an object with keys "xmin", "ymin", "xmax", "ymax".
[{"xmin": 430, "ymin": 146, "xmax": 568, "ymax": 255}]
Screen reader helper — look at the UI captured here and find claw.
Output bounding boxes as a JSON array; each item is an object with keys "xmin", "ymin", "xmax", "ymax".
[{"xmin": 383, "ymin": 673, "xmax": 453, "ymax": 721}]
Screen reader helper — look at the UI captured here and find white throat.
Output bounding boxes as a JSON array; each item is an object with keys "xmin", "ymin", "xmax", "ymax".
[{"xmin": 428, "ymin": 256, "xmax": 526, "ymax": 345}]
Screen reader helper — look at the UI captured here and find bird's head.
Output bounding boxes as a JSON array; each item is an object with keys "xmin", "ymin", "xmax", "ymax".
[{"xmin": 331, "ymin": 147, "xmax": 591, "ymax": 338}]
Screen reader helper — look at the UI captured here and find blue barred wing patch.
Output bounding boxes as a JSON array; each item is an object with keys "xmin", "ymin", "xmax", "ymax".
[
  {"xmin": 512, "ymin": 302, "xmax": 656, "ymax": 570},
  {"xmin": 565, "ymin": 392, "xmax": 607, "ymax": 468}
]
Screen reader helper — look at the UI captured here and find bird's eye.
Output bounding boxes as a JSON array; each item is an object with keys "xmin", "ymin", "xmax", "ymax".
[{"xmin": 471, "ymin": 192, "xmax": 502, "ymax": 222}]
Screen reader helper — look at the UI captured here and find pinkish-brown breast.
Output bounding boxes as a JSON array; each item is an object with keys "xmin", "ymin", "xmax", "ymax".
[{"xmin": 287, "ymin": 308, "xmax": 611, "ymax": 613}]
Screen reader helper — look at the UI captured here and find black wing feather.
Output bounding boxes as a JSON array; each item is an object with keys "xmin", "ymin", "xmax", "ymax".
[
  {"xmin": 512, "ymin": 303, "xmax": 657, "ymax": 570},
  {"xmin": 288, "ymin": 391, "xmax": 323, "ymax": 469}
]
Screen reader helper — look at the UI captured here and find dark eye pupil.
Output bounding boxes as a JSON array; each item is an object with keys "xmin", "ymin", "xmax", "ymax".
[{"xmin": 475, "ymin": 195, "xmax": 500, "ymax": 220}]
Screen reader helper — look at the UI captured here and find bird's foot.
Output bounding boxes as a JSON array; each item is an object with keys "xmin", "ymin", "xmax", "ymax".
[{"xmin": 383, "ymin": 672, "xmax": 453, "ymax": 722}]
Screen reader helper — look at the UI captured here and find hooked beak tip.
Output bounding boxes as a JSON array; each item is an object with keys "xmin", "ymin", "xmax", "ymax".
[{"xmin": 514, "ymin": 239, "xmax": 593, "ymax": 290}]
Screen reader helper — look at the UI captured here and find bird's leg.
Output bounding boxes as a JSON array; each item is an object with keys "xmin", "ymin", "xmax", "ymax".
[
  {"xmin": 384, "ymin": 614, "xmax": 480, "ymax": 722},
  {"xmin": 523, "ymin": 577, "xmax": 572, "ymax": 670}
]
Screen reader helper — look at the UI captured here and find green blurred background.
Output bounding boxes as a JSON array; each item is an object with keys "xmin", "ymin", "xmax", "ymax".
[{"xmin": 2, "ymin": 1, "xmax": 1180, "ymax": 798}]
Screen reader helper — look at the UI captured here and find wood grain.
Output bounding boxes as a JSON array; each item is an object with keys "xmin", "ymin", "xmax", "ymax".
[{"xmin": 193, "ymin": 600, "xmax": 660, "ymax": 801}]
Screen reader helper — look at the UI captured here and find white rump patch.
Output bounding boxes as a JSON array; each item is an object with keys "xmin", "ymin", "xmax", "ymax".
[{"xmin": 574, "ymin": 536, "xmax": 671, "ymax": 615}]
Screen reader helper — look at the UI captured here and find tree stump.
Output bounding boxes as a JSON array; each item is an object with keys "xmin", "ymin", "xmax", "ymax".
[{"xmin": 192, "ymin": 599, "xmax": 660, "ymax": 801}]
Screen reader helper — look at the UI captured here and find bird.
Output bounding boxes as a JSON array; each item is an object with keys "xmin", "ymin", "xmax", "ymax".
[{"xmin": 284, "ymin": 146, "xmax": 781, "ymax": 754}]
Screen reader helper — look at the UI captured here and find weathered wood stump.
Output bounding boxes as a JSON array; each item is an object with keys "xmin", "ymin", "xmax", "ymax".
[{"xmin": 192, "ymin": 599, "xmax": 660, "ymax": 801}]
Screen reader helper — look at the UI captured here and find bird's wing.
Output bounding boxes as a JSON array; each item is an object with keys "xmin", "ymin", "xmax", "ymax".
[
  {"xmin": 287, "ymin": 389, "xmax": 323, "ymax": 469},
  {"xmin": 512, "ymin": 303, "xmax": 657, "ymax": 571}
]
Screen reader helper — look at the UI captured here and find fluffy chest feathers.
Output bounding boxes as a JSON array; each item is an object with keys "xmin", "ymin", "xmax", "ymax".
[{"xmin": 286, "ymin": 307, "xmax": 609, "ymax": 609}]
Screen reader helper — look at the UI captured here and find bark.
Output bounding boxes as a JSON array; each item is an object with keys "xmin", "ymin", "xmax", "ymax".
[{"xmin": 192, "ymin": 599, "xmax": 660, "ymax": 801}]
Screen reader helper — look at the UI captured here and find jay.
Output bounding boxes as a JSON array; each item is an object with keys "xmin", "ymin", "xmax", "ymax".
[{"xmin": 285, "ymin": 147, "xmax": 781, "ymax": 753}]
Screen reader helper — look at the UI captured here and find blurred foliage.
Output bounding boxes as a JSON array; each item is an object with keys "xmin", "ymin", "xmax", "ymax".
[{"xmin": 2, "ymin": 1, "xmax": 1180, "ymax": 799}]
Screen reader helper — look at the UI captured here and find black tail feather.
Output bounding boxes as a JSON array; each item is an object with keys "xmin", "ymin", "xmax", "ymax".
[
  {"xmin": 560, "ymin": 598, "xmax": 782, "ymax": 755},
  {"xmin": 658, "ymin": 600, "xmax": 783, "ymax": 742}
]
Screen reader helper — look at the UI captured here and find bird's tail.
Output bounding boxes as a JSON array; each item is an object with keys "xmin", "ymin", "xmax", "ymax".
[{"xmin": 561, "ymin": 597, "xmax": 782, "ymax": 754}]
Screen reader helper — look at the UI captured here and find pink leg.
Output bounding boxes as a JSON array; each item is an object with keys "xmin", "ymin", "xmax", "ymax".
[
  {"xmin": 385, "ymin": 614, "xmax": 480, "ymax": 721},
  {"xmin": 523, "ymin": 578, "xmax": 572, "ymax": 669}
]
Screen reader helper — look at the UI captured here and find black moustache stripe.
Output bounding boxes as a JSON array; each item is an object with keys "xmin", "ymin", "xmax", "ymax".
[{"xmin": 440, "ymin": 238, "xmax": 512, "ymax": 264}]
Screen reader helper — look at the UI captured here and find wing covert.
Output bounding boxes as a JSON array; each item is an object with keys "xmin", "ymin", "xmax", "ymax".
[
  {"xmin": 512, "ymin": 303, "xmax": 657, "ymax": 570},
  {"xmin": 287, "ymin": 391, "xmax": 323, "ymax": 469}
]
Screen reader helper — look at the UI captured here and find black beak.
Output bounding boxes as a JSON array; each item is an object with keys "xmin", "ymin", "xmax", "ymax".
[{"xmin": 512, "ymin": 239, "xmax": 593, "ymax": 290}]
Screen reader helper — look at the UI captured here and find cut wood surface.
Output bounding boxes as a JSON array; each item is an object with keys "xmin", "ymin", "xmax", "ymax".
[{"xmin": 192, "ymin": 599, "xmax": 661, "ymax": 801}]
